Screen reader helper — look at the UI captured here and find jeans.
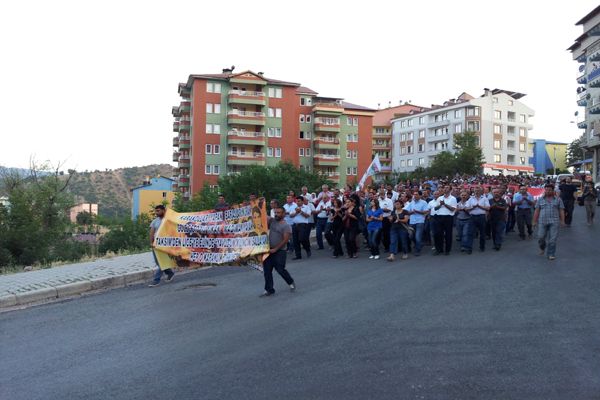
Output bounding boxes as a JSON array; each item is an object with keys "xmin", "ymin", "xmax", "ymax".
[
  {"xmin": 367, "ymin": 228, "xmax": 381, "ymax": 256},
  {"xmin": 489, "ymin": 219, "xmax": 506, "ymax": 249},
  {"xmin": 466, "ymin": 214, "xmax": 486, "ymax": 251},
  {"xmin": 292, "ymin": 223, "xmax": 311, "ymax": 258},
  {"xmin": 409, "ymin": 222, "xmax": 425, "ymax": 254},
  {"xmin": 516, "ymin": 208, "xmax": 533, "ymax": 238},
  {"xmin": 390, "ymin": 224, "xmax": 409, "ymax": 255},
  {"xmin": 263, "ymin": 250, "xmax": 294, "ymax": 294},
  {"xmin": 456, "ymin": 218, "xmax": 470, "ymax": 245},
  {"xmin": 315, "ymin": 217, "xmax": 328, "ymax": 249},
  {"xmin": 537, "ymin": 222, "xmax": 559, "ymax": 257},
  {"xmin": 151, "ymin": 249, "xmax": 173, "ymax": 283},
  {"xmin": 434, "ymin": 215, "xmax": 454, "ymax": 253}
]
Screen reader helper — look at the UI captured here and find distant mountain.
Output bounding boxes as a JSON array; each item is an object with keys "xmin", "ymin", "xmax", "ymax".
[{"xmin": 66, "ymin": 164, "xmax": 174, "ymax": 218}]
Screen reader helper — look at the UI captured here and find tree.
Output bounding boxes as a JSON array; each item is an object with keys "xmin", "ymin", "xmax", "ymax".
[
  {"xmin": 453, "ymin": 131, "xmax": 484, "ymax": 175},
  {"xmin": 566, "ymin": 135, "xmax": 585, "ymax": 165},
  {"xmin": 76, "ymin": 211, "xmax": 95, "ymax": 225},
  {"xmin": 428, "ymin": 151, "xmax": 456, "ymax": 177}
]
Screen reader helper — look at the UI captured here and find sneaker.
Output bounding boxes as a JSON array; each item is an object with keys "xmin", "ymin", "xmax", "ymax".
[
  {"xmin": 387, "ymin": 255, "xmax": 395, "ymax": 262},
  {"xmin": 548, "ymin": 255, "xmax": 556, "ymax": 260},
  {"xmin": 401, "ymin": 254, "xmax": 408, "ymax": 260},
  {"xmin": 369, "ymin": 255, "xmax": 374, "ymax": 259},
  {"xmin": 538, "ymin": 248, "xmax": 545, "ymax": 256},
  {"xmin": 374, "ymin": 255, "xmax": 380, "ymax": 260},
  {"xmin": 289, "ymin": 283, "xmax": 296, "ymax": 292},
  {"xmin": 148, "ymin": 282, "xmax": 160, "ymax": 287},
  {"xmin": 166, "ymin": 274, "xmax": 174, "ymax": 283},
  {"xmin": 259, "ymin": 291, "xmax": 274, "ymax": 297}
]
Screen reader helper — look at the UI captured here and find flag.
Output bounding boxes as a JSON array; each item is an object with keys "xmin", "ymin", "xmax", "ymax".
[{"xmin": 358, "ymin": 155, "xmax": 382, "ymax": 188}]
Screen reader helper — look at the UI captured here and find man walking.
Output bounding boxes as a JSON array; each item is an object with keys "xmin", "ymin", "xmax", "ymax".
[
  {"xmin": 261, "ymin": 207, "xmax": 295, "ymax": 297},
  {"xmin": 433, "ymin": 185, "xmax": 457, "ymax": 255},
  {"xmin": 314, "ymin": 193, "xmax": 332, "ymax": 250},
  {"xmin": 148, "ymin": 205, "xmax": 174, "ymax": 287},
  {"xmin": 405, "ymin": 190, "xmax": 429, "ymax": 256},
  {"xmin": 378, "ymin": 189, "xmax": 393, "ymax": 253},
  {"xmin": 455, "ymin": 191, "xmax": 471, "ymax": 252},
  {"xmin": 290, "ymin": 196, "xmax": 312, "ymax": 260},
  {"xmin": 558, "ymin": 177, "xmax": 578, "ymax": 226},
  {"xmin": 513, "ymin": 185, "xmax": 535, "ymax": 240},
  {"xmin": 465, "ymin": 186, "xmax": 490, "ymax": 253},
  {"xmin": 533, "ymin": 184, "xmax": 565, "ymax": 260},
  {"xmin": 488, "ymin": 189, "xmax": 508, "ymax": 251}
]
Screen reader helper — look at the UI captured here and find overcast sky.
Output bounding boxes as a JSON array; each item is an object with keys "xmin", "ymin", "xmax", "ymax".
[{"xmin": 0, "ymin": 0, "xmax": 597, "ymax": 171}]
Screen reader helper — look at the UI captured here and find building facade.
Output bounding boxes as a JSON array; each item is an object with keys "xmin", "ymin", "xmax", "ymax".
[
  {"xmin": 528, "ymin": 139, "xmax": 568, "ymax": 175},
  {"xmin": 172, "ymin": 69, "xmax": 374, "ymax": 197},
  {"xmin": 131, "ymin": 176, "xmax": 175, "ymax": 220},
  {"xmin": 569, "ymin": 5, "xmax": 600, "ymax": 182},
  {"xmin": 391, "ymin": 89, "xmax": 535, "ymax": 175},
  {"xmin": 69, "ymin": 203, "xmax": 99, "ymax": 223}
]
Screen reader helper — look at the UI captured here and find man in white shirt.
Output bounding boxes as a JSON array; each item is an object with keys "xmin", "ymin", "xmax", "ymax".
[
  {"xmin": 313, "ymin": 193, "xmax": 332, "ymax": 250},
  {"xmin": 282, "ymin": 195, "xmax": 296, "ymax": 251},
  {"xmin": 316, "ymin": 184, "xmax": 332, "ymax": 203},
  {"xmin": 378, "ymin": 188, "xmax": 394, "ymax": 252},
  {"xmin": 301, "ymin": 186, "xmax": 314, "ymax": 204},
  {"xmin": 465, "ymin": 186, "xmax": 490, "ymax": 253},
  {"xmin": 290, "ymin": 196, "xmax": 312, "ymax": 260},
  {"xmin": 427, "ymin": 192, "xmax": 440, "ymax": 250},
  {"xmin": 433, "ymin": 185, "xmax": 457, "ymax": 255}
]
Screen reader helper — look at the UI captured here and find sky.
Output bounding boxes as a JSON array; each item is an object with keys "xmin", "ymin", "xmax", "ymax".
[{"xmin": 0, "ymin": 0, "xmax": 597, "ymax": 171}]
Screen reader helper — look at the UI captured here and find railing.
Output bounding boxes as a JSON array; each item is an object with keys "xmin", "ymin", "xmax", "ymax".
[
  {"xmin": 314, "ymin": 117, "xmax": 340, "ymax": 125},
  {"xmin": 227, "ymin": 130, "xmax": 265, "ymax": 137},
  {"xmin": 228, "ymin": 90, "xmax": 265, "ymax": 97},
  {"xmin": 227, "ymin": 152, "xmax": 265, "ymax": 158},
  {"xmin": 588, "ymin": 68, "xmax": 600, "ymax": 81},
  {"xmin": 313, "ymin": 101, "xmax": 343, "ymax": 108},
  {"xmin": 179, "ymin": 135, "xmax": 191, "ymax": 141},
  {"xmin": 179, "ymin": 154, "xmax": 190, "ymax": 160},
  {"xmin": 314, "ymin": 154, "xmax": 340, "ymax": 159},
  {"xmin": 228, "ymin": 110, "xmax": 266, "ymax": 117},
  {"xmin": 314, "ymin": 136, "xmax": 339, "ymax": 143}
]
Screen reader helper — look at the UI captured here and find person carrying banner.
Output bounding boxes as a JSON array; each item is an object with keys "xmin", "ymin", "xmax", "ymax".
[
  {"xmin": 148, "ymin": 205, "xmax": 174, "ymax": 287},
  {"xmin": 261, "ymin": 207, "xmax": 295, "ymax": 297}
]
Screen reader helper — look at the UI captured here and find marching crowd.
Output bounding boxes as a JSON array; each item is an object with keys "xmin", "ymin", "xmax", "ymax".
[{"xmin": 258, "ymin": 174, "xmax": 598, "ymax": 296}]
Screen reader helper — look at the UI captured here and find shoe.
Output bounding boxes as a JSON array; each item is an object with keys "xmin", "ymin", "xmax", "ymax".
[
  {"xmin": 166, "ymin": 274, "xmax": 174, "ymax": 283},
  {"xmin": 332, "ymin": 255, "xmax": 338, "ymax": 258},
  {"xmin": 289, "ymin": 283, "xmax": 296, "ymax": 292},
  {"xmin": 479, "ymin": 248, "xmax": 485, "ymax": 252},
  {"xmin": 317, "ymin": 247, "xmax": 324, "ymax": 250},
  {"xmin": 548, "ymin": 256, "xmax": 556, "ymax": 260},
  {"xmin": 148, "ymin": 282, "xmax": 160, "ymax": 287},
  {"xmin": 352, "ymin": 255, "xmax": 358, "ymax": 258},
  {"xmin": 494, "ymin": 246, "xmax": 500, "ymax": 251},
  {"xmin": 414, "ymin": 252, "xmax": 421, "ymax": 257},
  {"xmin": 259, "ymin": 291, "xmax": 274, "ymax": 297},
  {"xmin": 432, "ymin": 250, "xmax": 441, "ymax": 256},
  {"xmin": 444, "ymin": 252, "xmax": 450, "ymax": 256},
  {"xmin": 292, "ymin": 257, "xmax": 302, "ymax": 260},
  {"xmin": 466, "ymin": 250, "xmax": 472, "ymax": 254},
  {"xmin": 387, "ymin": 255, "xmax": 395, "ymax": 262},
  {"xmin": 374, "ymin": 255, "xmax": 380, "ymax": 260},
  {"xmin": 460, "ymin": 248, "xmax": 465, "ymax": 252},
  {"xmin": 538, "ymin": 249, "xmax": 545, "ymax": 256},
  {"xmin": 369, "ymin": 255, "xmax": 374, "ymax": 259},
  {"xmin": 402, "ymin": 254, "xmax": 408, "ymax": 260},
  {"xmin": 306, "ymin": 251, "xmax": 312, "ymax": 258}
]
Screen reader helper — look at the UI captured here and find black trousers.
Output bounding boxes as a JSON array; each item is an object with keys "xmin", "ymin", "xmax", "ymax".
[
  {"xmin": 292, "ymin": 223, "xmax": 311, "ymax": 258},
  {"xmin": 329, "ymin": 227, "xmax": 344, "ymax": 256},
  {"xmin": 516, "ymin": 208, "xmax": 533, "ymax": 238},
  {"xmin": 434, "ymin": 215, "xmax": 454, "ymax": 253},
  {"xmin": 263, "ymin": 250, "xmax": 294, "ymax": 294},
  {"xmin": 381, "ymin": 217, "xmax": 391, "ymax": 251},
  {"xmin": 344, "ymin": 226, "xmax": 358, "ymax": 257},
  {"xmin": 563, "ymin": 199, "xmax": 575, "ymax": 225}
]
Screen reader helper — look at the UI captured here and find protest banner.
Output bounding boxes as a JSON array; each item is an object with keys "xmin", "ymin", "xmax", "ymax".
[{"xmin": 153, "ymin": 199, "xmax": 269, "ymax": 270}]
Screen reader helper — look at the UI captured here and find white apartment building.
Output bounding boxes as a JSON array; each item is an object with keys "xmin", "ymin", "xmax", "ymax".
[{"xmin": 391, "ymin": 89, "xmax": 535, "ymax": 175}]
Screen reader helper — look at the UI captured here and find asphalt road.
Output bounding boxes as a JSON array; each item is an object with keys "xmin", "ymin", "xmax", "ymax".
[{"xmin": 1, "ymin": 211, "xmax": 600, "ymax": 400}]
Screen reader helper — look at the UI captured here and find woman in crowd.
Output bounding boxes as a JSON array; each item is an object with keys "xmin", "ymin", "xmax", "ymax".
[
  {"xmin": 366, "ymin": 200, "xmax": 383, "ymax": 260},
  {"xmin": 327, "ymin": 198, "xmax": 345, "ymax": 258},
  {"xmin": 342, "ymin": 197, "xmax": 361, "ymax": 258},
  {"xmin": 388, "ymin": 200, "xmax": 411, "ymax": 261}
]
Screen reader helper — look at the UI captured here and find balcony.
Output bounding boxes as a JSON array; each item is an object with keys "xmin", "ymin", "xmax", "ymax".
[
  {"xmin": 372, "ymin": 142, "xmax": 391, "ymax": 150},
  {"xmin": 173, "ymin": 121, "xmax": 180, "ymax": 132},
  {"xmin": 179, "ymin": 101, "xmax": 191, "ymax": 113},
  {"xmin": 577, "ymin": 73, "xmax": 587, "ymax": 85},
  {"xmin": 428, "ymin": 133, "xmax": 450, "ymax": 142},
  {"xmin": 312, "ymin": 101, "xmax": 344, "ymax": 117},
  {"xmin": 589, "ymin": 48, "xmax": 600, "ymax": 62},
  {"xmin": 172, "ymin": 152, "xmax": 179, "ymax": 162},
  {"xmin": 178, "ymin": 155, "xmax": 190, "ymax": 168},
  {"xmin": 172, "ymin": 136, "xmax": 179, "ymax": 147},
  {"xmin": 172, "ymin": 106, "xmax": 180, "ymax": 117},
  {"xmin": 589, "ymin": 97, "xmax": 600, "ymax": 114},
  {"xmin": 314, "ymin": 117, "xmax": 340, "ymax": 132},
  {"xmin": 373, "ymin": 130, "xmax": 392, "ymax": 137},
  {"xmin": 227, "ymin": 110, "xmax": 266, "ymax": 126},
  {"xmin": 588, "ymin": 68, "xmax": 600, "ymax": 87},
  {"xmin": 313, "ymin": 154, "xmax": 341, "ymax": 166},
  {"xmin": 578, "ymin": 92, "xmax": 588, "ymax": 107},
  {"xmin": 322, "ymin": 172, "xmax": 340, "ymax": 181},
  {"xmin": 227, "ymin": 130, "xmax": 266, "ymax": 145},
  {"xmin": 227, "ymin": 151, "xmax": 266, "ymax": 166},
  {"xmin": 179, "ymin": 120, "xmax": 191, "ymax": 131},
  {"xmin": 428, "ymin": 119, "xmax": 450, "ymax": 128},
  {"xmin": 578, "ymin": 120, "xmax": 588, "ymax": 129},
  {"xmin": 314, "ymin": 136, "xmax": 340, "ymax": 150},
  {"xmin": 379, "ymin": 165, "xmax": 392, "ymax": 174},
  {"xmin": 228, "ymin": 90, "xmax": 266, "ymax": 106},
  {"xmin": 378, "ymin": 156, "xmax": 392, "ymax": 163},
  {"xmin": 179, "ymin": 136, "xmax": 191, "ymax": 149}
]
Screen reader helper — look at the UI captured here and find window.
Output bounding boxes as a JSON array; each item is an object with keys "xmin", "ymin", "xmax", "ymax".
[
  {"xmin": 267, "ymin": 147, "xmax": 274, "ymax": 157},
  {"xmin": 507, "ymin": 111, "xmax": 516, "ymax": 121},
  {"xmin": 213, "ymin": 145, "xmax": 220, "ymax": 154},
  {"xmin": 276, "ymin": 108, "xmax": 282, "ymax": 118},
  {"xmin": 299, "ymin": 115, "xmax": 305, "ymax": 123},
  {"xmin": 300, "ymin": 97, "xmax": 312, "ymax": 106},
  {"xmin": 454, "ymin": 110, "xmax": 462, "ymax": 118},
  {"xmin": 494, "ymin": 124, "xmax": 502, "ymax": 134},
  {"xmin": 346, "ymin": 134, "xmax": 358, "ymax": 142},
  {"xmin": 347, "ymin": 116, "xmax": 352, "ymax": 125},
  {"xmin": 306, "ymin": 148, "xmax": 311, "ymax": 156},
  {"xmin": 418, "ymin": 158, "xmax": 424, "ymax": 165},
  {"xmin": 407, "ymin": 145, "xmax": 413, "ymax": 153},
  {"xmin": 408, "ymin": 119, "xmax": 413, "ymax": 127},
  {"xmin": 346, "ymin": 150, "xmax": 352, "ymax": 159},
  {"xmin": 419, "ymin": 116, "xmax": 425, "ymax": 124},
  {"xmin": 205, "ymin": 144, "xmax": 212, "ymax": 154},
  {"xmin": 519, "ymin": 114, "xmax": 527, "ymax": 123},
  {"xmin": 207, "ymin": 82, "xmax": 221, "ymax": 93},
  {"xmin": 400, "ymin": 120, "xmax": 407, "ymax": 128},
  {"xmin": 467, "ymin": 121, "xmax": 480, "ymax": 132},
  {"xmin": 494, "ymin": 139, "xmax": 501, "ymax": 150},
  {"xmin": 401, "ymin": 146, "xmax": 406, "ymax": 155},
  {"xmin": 507, "ymin": 140, "xmax": 515, "ymax": 150},
  {"xmin": 418, "ymin": 143, "xmax": 424, "ymax": 152},
  {"xmin": 275, "ymin": 148, "xmax": 281, "ymax": 158},
  {"xmin": 494, "ymin": 154, "xmax": 501, "ymax": 163},
  {"xmin": 400, "ymin": 160, "xmax": 406, "ymax": 167},
  {"xmin": 352, "ymin": 150, "xmax": 357, "ymax": 159},
  {"xmin": 299, "ymin": 131, "xmax": 311, "ymax": 139},
  {"xmin": 205, "ymin": 165, "xmax": 211, "ymax": 174},
  {"xmin": 454, "ymin": 123, "xmax": 462, "ymax": 134},
  {"xmin": 268, "ymin": 88, "xmax": 282, "ymax": 98},
  {"xmin": 519, "ymin": 143, "xmax": 526, "ymax": 152},
  {"xmin": 407, "ymin": 159, "xmax": 413, "ymax": 167},
  {"xmin": 493, "ymin": 97, "xmax": 498, "ymax": 103},
  {"xmin": 419, "ymin": 130, "xmax": 425, "ymax": 138},
  {"xmin": 401, "ymin": 133, "xmax": 406, "ymax": 141},
  {"xmin": 507, "ymin": 126, "xmax": 515, "ymax": 136},
  {"xmin": 494, "ymin": 110, "xmax": 501, "ymax": 119},
  {"xmin": 268, "ymin": 127, "xmax": 282, "ymax": 137},
  {"xmin": 519, "ymin": 127, "xmax": 527, "ymax": 137},
  {"xmin": 206, "ymin": 103, "xmax": 213, "ymax": 113},
  {"xmin": 407, "ymin": 132, "xmax": 414, "ymax": 140},
  {"xmin": 213, "ymin": 165, "xmax": 220, "ymax": 175},
  {"xmin": 206, "ymin": 124, "xmax": 221, "ymax": 134},
  {"xmin": 353, "ymin": 117, "xmax": 358, "ymax": 126},
  {"xmin": 352, "ymin": 167, "xmax": 357, "ymax": 175},
  {"xmin": 299, "ymin": 148, "xmax": 305, "ymax": 157},
  {"xmin": 466, "ymin": 107, "xmax": 480, "ymax": 116},
  {"xmin": 206, "ymin": 103, "xmax": 220, "ymax": 113},
  {"xmin": 520, "ymin": 157, "xmax": 526, "ymax": 165},
  {"xmin": 346, "ymin": 167, "xmax": 352, "ymax": 175},
  {"xmin": 306, "ymin": 115, "xmax": 312, "ymax": 123},
  {"xmin": 508, "ymin": 100, "xmax": 514, "ymax": 106}
]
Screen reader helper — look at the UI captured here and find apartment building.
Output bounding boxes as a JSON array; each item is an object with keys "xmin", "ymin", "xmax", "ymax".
[
  {"xmin": 172, "ymin": 68, "xmax": 375, "ymax": 197},
  {"xmin": 372, "ymin": 104, "xmax": 426, "ymax": 179},
  {"xmin": 569, "ymin": 5, "xmax": 600, "ymax": 181},
  {"xmin": 391, "ymin": 89, "xmax": 535, "ymax": 175}
]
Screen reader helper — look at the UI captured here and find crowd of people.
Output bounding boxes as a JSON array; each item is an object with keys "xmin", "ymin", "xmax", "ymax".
[{"xmin": 258, "ymin": 174, "xmax": 598, "ymax": 296}]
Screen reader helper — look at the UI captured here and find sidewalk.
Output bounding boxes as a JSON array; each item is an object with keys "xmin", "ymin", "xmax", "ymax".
[{"xmin": 0, "ymin": 252, "xmax": 158, "ymax": 310}]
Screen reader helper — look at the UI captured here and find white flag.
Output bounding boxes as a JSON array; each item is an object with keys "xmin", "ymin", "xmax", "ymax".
[{"xmin": 358, "ymin": 155, "xmax": 382, "ymax": 188}]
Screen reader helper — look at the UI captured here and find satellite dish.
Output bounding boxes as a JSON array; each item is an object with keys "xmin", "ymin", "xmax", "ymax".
[
  {"xmin": 574, "ymin": 111, "xmax": 579, "ymax": 116},
  {"xmin": 579, "ymin": 65, "xmax": 585, "ymax": 72}
]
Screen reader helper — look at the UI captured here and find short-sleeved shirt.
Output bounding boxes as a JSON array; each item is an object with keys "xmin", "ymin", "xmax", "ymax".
[
  {"xmin": 435, "ymin": 195, "xmax": 457, "ymax": 216},
  {"xmin": 467, "ymin": 195, "xmax": 489, "ymax": 216},
  {"xmin": 291, "ymin": 204, "xmax": 312, "ymax": 224},
  {"xmin": 282, "ymin": 202, "xmax": 296, "ymax": 225},
  {"xmin": 150, "ymin": 217, "xmax": 162, "ymax": 231},
  {"xmin": 367, "ymin": 208, "xmax": 383, "ymax": 231},
  {"xmin": 406, "ymin": 199, "xmax": 429, "ymax": 224},
  {"xmin": 378, "ymin": 197, "xmax": 394, "ymax": 217},
  {"xmin": 536, "ymin": 196, "xmax": 565, "ymax": 225},
  {"xmin": 559, "ymin": 184, "xmax": 578, "ymax": 201},
  {"xmin": 268, "ymin": 218, "xmax": 292, "ymax": 248},
  {"xmin": 513, "ymin": 192, "xmax": 534, "ymax": 209},
  {"xmin": 456, "ymin": 200, "xmax": 471, "ymax": 220},
  {"xmin": 489, "ymin": 198, "xmax": 508, "ymax": 221}
]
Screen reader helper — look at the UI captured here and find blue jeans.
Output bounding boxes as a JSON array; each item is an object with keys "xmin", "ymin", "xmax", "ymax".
[
  {"xmin": 152, "ymin": 249, "xmax": 173, "ymax": 283},
  {"xmin": 490, "ymin": 219, "xmax": 506, "ymax": 249},
  {"xmin": 368, "ymin": 228, "xmax": 381, "ymax": 256},
  {"xmin": 390, "ymin": 224, "xmax": 409, "ymax": 255},
  {"xmin": 456, "ymin": 218, "xmax": 470, "ymax": 247},
  {"xmin": 315, "ymin": 217, "xmax": 328, "ymax": 249},
  {"xmin": 466, "ymin": 214, "xmax": 486, "ymax": 251},
  {"xmin": 537, "ymin": 222, "xmax": 559, "ymax": 257},
  {"xmin": 410, "ymin": 222, "xmax": 424, "ymax": 254}
]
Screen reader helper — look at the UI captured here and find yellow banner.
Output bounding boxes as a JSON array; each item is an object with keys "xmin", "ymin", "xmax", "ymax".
[{"xmin": 153, "ymin": 199, "xmax": 269, "ymax": 270}]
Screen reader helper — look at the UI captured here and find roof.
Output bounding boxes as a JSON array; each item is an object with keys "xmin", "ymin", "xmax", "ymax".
[
  {"xmin": 576, "ymin": 5, "xmax": 600, "ymax": 25},
  {"xmin": 130, "ymin": 176, "xmax": 174, "ymax": 192},
  {"xmin": 490, "ymin": 89, "xmax": 526, "ymax": 99},
  {"xmin": 373, "ymin": 104, "xmax": 427, "ymax": 126},
  {"xmin": 296, "ymin": 86, "xmax": 318, "ymax": 95},
  {"xmin": 185, "ymin": 70, "xmax": 301, "ymax": 89},
  {"xmin": 341, "ymin": 101, "xmax": 376, "ymax": 112}
]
